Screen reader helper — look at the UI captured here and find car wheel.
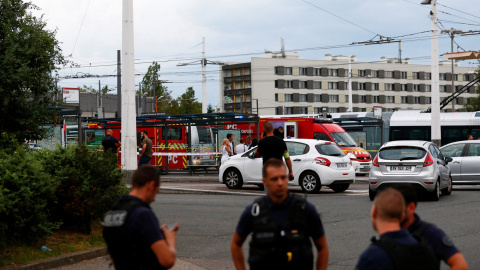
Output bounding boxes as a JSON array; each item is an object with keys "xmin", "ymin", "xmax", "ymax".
[
  {"xmin": 369, "ymin": 187, "xmax": 376, "ymax": 201},
  {"xmin": 299, "ymin": 171, "xmax": 321, "ymax": 194},
  {"xmin": 441, "ymin": 175, "xmax": 452, "ymax": 195},
  {"xmin": 223, "ymin": 168, "xmax": 243, "ymax": 189},
  {"xmin": 430, "ymin": 180, "xmax": 440, "ymax": 201},
  {"xmin": 328, "ymin": 184, "xmax": 350, "ymax": 193}
]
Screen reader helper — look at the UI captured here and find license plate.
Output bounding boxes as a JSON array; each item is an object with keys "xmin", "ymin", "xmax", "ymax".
[
  {"xmin": 360, "ymin": 166, "xmax": 370, "ymax": 171},
  {"xmin": 337, "ymin": 163, "xmax": 347, "ymax": 168},
  {"xmin": 390, "ymin": 166, "xmax": 412, "ymax": 171}
]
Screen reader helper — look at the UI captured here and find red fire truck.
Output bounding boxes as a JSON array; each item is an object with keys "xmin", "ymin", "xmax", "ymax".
[{"xmin": 257, "ymin": 116, "xmax": 372, "ymax": 174}]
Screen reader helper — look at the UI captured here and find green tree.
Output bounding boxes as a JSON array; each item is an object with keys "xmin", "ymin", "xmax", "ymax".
[
  {"xmin": 79, "ymin": 84, "xmax": 110, "ymax": 94},
  {"xmin": 207, "ymin": 104, "xmax": 215, "ymax": 113},
  {"xmin": 140, "ymin": 62, "xmax": 172, "ymax": 114},
  {"xmin": 0, "ymin": 1, "xmax": 67, "ymax": 147},
  {"xmin": 463, "ymin": 69, "xmax": 480, "ymax": 112},
  {"xmin": 178, "ymin": 87, "xmax": 202, "ymax": 114}
]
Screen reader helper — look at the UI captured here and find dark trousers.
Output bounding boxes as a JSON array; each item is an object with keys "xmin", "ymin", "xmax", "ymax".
[{"xmin": 138, "ymin": 155, "xmax": 151, "ymax": 167}]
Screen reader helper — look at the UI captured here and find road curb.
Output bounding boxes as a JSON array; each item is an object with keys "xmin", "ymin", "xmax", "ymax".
[
  {"xmin": 0, "ymin": 247, "xmax": 107, "ymax": 270},
  {"xmin": 160, "ymin": 187, "xmax": 259, "ymax": 196}
]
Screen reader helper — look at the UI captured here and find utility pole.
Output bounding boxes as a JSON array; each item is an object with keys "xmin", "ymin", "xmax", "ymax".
[
  {"xmin": 202, "ymin": 37, "xmax": 207, "ymax": 113},
  {"xmin": 121, "ymin": 0, "xmax": 137, "ymax": 172},
  {"xmin": 347, "ymin": 56, "xmax": 353, "ymax": 112},
  {"xmin": 398, "ymin": 40, "xmax": 402, "ymax": 64},
  {"xmin": 422, "ymin": 0, "xmax": 441, "ymax": 146},
  {"xmin": 441, "ymin": 28, "xmax": 462, "ymax": 111},
  {"xmin": 117, "ymin": 50, "xmax": 121, "ymax": 117},
  {"xmin": 97, "ymin": 80, "xmax": 103, "ymax": 118}
]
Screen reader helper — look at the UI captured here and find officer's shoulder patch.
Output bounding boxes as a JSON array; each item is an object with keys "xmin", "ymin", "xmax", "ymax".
[
  {"xmin": 442, "ymin": 236, "xmax": 454, "ymax": 247},
  {"xmin": 251, "ymin": 203, "xmax": 260, "ymax": 217},
  {"xmin": 102, "ymin": 210, "xmax": 128, "ymax": 227}
]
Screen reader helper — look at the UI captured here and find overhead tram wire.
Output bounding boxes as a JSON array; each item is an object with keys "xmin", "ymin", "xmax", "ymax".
[
  {"xmin": 69, "ymin": 0, "xmax": 91, "ymax": 57},
  {"xmin": 439, "ymin": 20, "xmax": 480, "ymax": 27},
  {"xmin": 401, "ymin": 0, "xmax": 480, "ymax": 25},
  {"xmin": 436, "ymin": 2, "xmax": 480, "ymax": 21}
]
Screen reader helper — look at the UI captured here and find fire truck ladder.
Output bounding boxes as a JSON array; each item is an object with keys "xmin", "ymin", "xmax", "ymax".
[{"xmin": 425, "ymin": 76, "xmax": 480, "ymax": 113}]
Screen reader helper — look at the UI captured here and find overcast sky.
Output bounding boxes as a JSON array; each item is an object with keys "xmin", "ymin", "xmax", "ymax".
[{"xmin": 31, "ymin": 0, "xmax": 480, "ymax": 107}]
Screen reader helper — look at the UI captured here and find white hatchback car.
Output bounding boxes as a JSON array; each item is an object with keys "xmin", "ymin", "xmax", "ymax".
[{"xmin": 219, "ymin": 139, "xmax": 355, "ymax": 193}]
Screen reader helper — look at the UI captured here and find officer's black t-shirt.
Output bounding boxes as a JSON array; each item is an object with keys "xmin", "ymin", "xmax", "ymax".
[
  {"xmin": 102, "ymin": 135, "xmax": 120, "ymax": 153},
  {"xmin": 257, "ymin": 135, "xmax": 287, "ymax": 164}
]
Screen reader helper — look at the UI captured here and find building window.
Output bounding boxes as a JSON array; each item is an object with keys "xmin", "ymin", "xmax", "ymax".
[
  {"xmin": 285, "ymin": 107, "xmax": 294, "ymax": 114},
  {"xmin": 299, "ymin": 67, "xmax": 307, "ymax": 75},
  {"xmin": 358, "ymin": 83, "xmax": 366, "ymax": 90},
  {"xmin": 359, "ymin": 95, "xmax": 367, "ymax": 103},
  {"xmin": 313, "ymin": 81, "xmax": 322, "ymax": 89},
  {"xmin": 299, "ymin": 81, "xmax": 307, "ymax": 88},
  {"xmin": 401, "ymin": 84, "xmax": 408, "ymax": 91},
  {"xmin": 385, "ymin": 71, "xmax": 393, "ymax": 78},
  {"xmin": 358, "ymin": 70, "xmax": 366, "ymax": 77},
  {"xmin": 315, "ymin": 94, "xmax": 322, "ymax": 102},
  {"xmin": 329, "ymin": 95, "xmax": 339, "ymax": 102},
  {"xmin": 314, "ymin": 107, "xmax": 323, "ymax": 114},
  {"xmin": 401, "ymin": 96, "xmax": 408, "ymax": 103},
  {"xmin": 328, "ymin": 69, "xmax": 338, "ymax": 76},
  {"xmin": 386, "ymin": 96, "xmax": 395, "ymax": 103},
  {"xmin": 371, "ymin": 83, "xmax": 379, "ymax": 90},
  {"xmin": 440, "ymin": 85, "xmax": 447, "ymax": 92},
  {"xmin": 415, "ymin": 97, "xmax": 421, "ymax": 104},
  {"xmin": 328, "ymin": 82, "xmax": 338, "ymax": 90},
  {"xmin": 439, "ymin": 73, "xmax": 447, "ymax": 80},
  {"xmin": 275, "ymin": 94, "xmax": 278, "ymax": 101},
  {"xmin": 453, "ymin": 74, "xmax": 458, "ymax": 81},
  {"xmin": 385, "ymin": 83, "xmax": 394, "ymax": 91},
  {"xmin": 373, "ymin": 96, "xmax": 380, "ymax": 103},
  {"xmin": 328, "ymin": 107, "xmax": 339, "ymax": 113},
  {"xmin": 299, "ymin": 94, "xmax": 307, "ymax": 102},
  {"xmin": 401, "ymin": 72, "xmax": 408, "ymax": 79},
  {"xmin": 345, "ymin": 95, "xmax": 349, "ymax": 102},
  {"xmin": 425, "ymin": 73, "xmax": 431, "ymax": 80},
  {"xmin": 412, "ymin": 72, "xmax": 420, "ymax": 79},
  {"xmin": 285, "ymin": 67, "xmax": 293, "ymax": 75},
  {"xmin": 285, "ymin": 94, "xmax": 293, "ymax": 101},
  {"xmin": 463, "ymin": 74, "xmax": 470, "ymax": 81},
  {"xmin": 413, "ymin": 84, "xmax": 419, "ymax": 91},
  {"xmin": 426, "ymin": 97, "xmax": 431, "ymax": 103},
  {"xmin": 314, "ymin": 68, "xmax": 321, "ymax": 76},
  {"xmin": 425, "ymin": 85, "xmax": 431, "ymax": 92},
  {"xmin": 373, "ymin": 70, "xmax": 380, "ymax": 78},
  {"xmin": 285, "ymin": 81, "xmax": 293, "ymax": 88}
]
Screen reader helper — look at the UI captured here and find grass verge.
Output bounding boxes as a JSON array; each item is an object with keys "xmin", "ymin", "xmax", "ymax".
[{"xmin": 0, "ymin": 222, "xmax": 105, "ymax": 267}]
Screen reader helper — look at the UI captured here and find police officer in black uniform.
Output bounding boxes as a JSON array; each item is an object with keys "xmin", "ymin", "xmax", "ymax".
[
  {"xmin": 231, "ymin": 158, "xmax": 329, "ymax": 270},
  {"xmin": 102, "ymin": 129, "xmax": 121, "ymax": 154},
  {"xmin": 103, "ymin": 165, "xmax": 178, "ymax": 270},
  {"xmin": 356, "ymin": 188, "xmax": 439, "ymax": 270},
  {"xmin": 394, "ymin": 184, "xmax": 469, "ymax": 270}
]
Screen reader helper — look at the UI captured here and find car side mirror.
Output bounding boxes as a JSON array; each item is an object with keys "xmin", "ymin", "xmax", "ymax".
[
  {"xmin": 248, "ymin": 151, "xmax": 256, "ymax": 159},
  {"xmin": 445, "ymin": 157, "xmax": 453, "ymax": 164}
]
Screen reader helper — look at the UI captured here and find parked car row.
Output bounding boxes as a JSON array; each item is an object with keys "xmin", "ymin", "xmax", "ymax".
[{"xmin": 219, "ymin": 138, "xmax": 480, "ymax": 201}]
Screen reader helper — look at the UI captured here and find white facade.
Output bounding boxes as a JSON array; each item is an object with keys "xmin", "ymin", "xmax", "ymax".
[{"xmin": 221, "ymin": 53, "xmax": 479, "ymax": 115}]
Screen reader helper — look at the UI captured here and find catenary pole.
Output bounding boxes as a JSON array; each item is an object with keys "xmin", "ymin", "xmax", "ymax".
[
  {"xmin": 202, "ymin": 37, "xmax": 207, "ymax": 113},
  {"xmin": 121, "ymin": 0, "xmax": 137, "ymax": 171},
  {"xmin": 429, "ymin": 0, "xmax": 441, "ymax": 146}
]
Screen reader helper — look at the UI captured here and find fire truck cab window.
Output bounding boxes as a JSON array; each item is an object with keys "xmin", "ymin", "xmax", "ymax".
[{"xmin": 162, "ymin": 128, "xmax": 182, "ymax": 141}]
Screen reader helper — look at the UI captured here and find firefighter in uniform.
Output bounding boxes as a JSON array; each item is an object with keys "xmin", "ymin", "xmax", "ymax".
[{"xmin": 231, "ymin": 158, "xmax": 329, "ymax": 270}]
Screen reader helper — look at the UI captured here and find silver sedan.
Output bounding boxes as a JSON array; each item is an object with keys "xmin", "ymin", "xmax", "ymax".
[{"xmin": 440, "ymin": 140, "xmax": 480, "ymax": 185}]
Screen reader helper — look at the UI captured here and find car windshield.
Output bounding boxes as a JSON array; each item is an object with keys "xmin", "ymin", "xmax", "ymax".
[
  {"xmin": 379, "ymin": 146, "xmax": 426, "ymax": 160},
  {"xmin": 330, "ymin": 132, "xmax": 357, "ymax": 147},
  {"xmin": 315, "ymin": 143, "xmax": 346, "ymax": 157}
]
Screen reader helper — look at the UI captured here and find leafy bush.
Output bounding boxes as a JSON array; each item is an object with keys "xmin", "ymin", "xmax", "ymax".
[
  {"xmin": 41, "ymin": 145, "xmax": 127, "ymax": 233},
  {"xmin": 0, "ymin": 145, "xmax": 60, "ymax": 248}
]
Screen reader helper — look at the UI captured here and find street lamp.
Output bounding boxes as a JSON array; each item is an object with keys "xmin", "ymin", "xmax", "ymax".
[{"xmin": 421, "ymin": 0, "xmax": 441, "ymax": 146}]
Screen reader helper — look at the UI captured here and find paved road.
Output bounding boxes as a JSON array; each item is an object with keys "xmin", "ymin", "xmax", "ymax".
[{"xmin": 53, "ymin": 174, "xmax": 480, "ymax": 270}]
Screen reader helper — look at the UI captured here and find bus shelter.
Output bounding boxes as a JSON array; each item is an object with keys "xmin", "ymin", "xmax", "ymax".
[{"xmin": 85, "ymin": 113, "xmax": 260, "ymax": 174}]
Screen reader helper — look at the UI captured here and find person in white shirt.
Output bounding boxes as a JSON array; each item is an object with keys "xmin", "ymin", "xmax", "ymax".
[
  {"xmin": 236, "ymin": 138, "xmax": 248, "ymax": 155},
  {"xmin": 221, "ymin": 139, "xmax": 233, "ymax": 164}
]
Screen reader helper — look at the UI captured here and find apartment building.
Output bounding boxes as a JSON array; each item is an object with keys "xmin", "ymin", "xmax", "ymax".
[{"xmin": 220, "ymin": 53, "xmax": 479, "ymax": 115}]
